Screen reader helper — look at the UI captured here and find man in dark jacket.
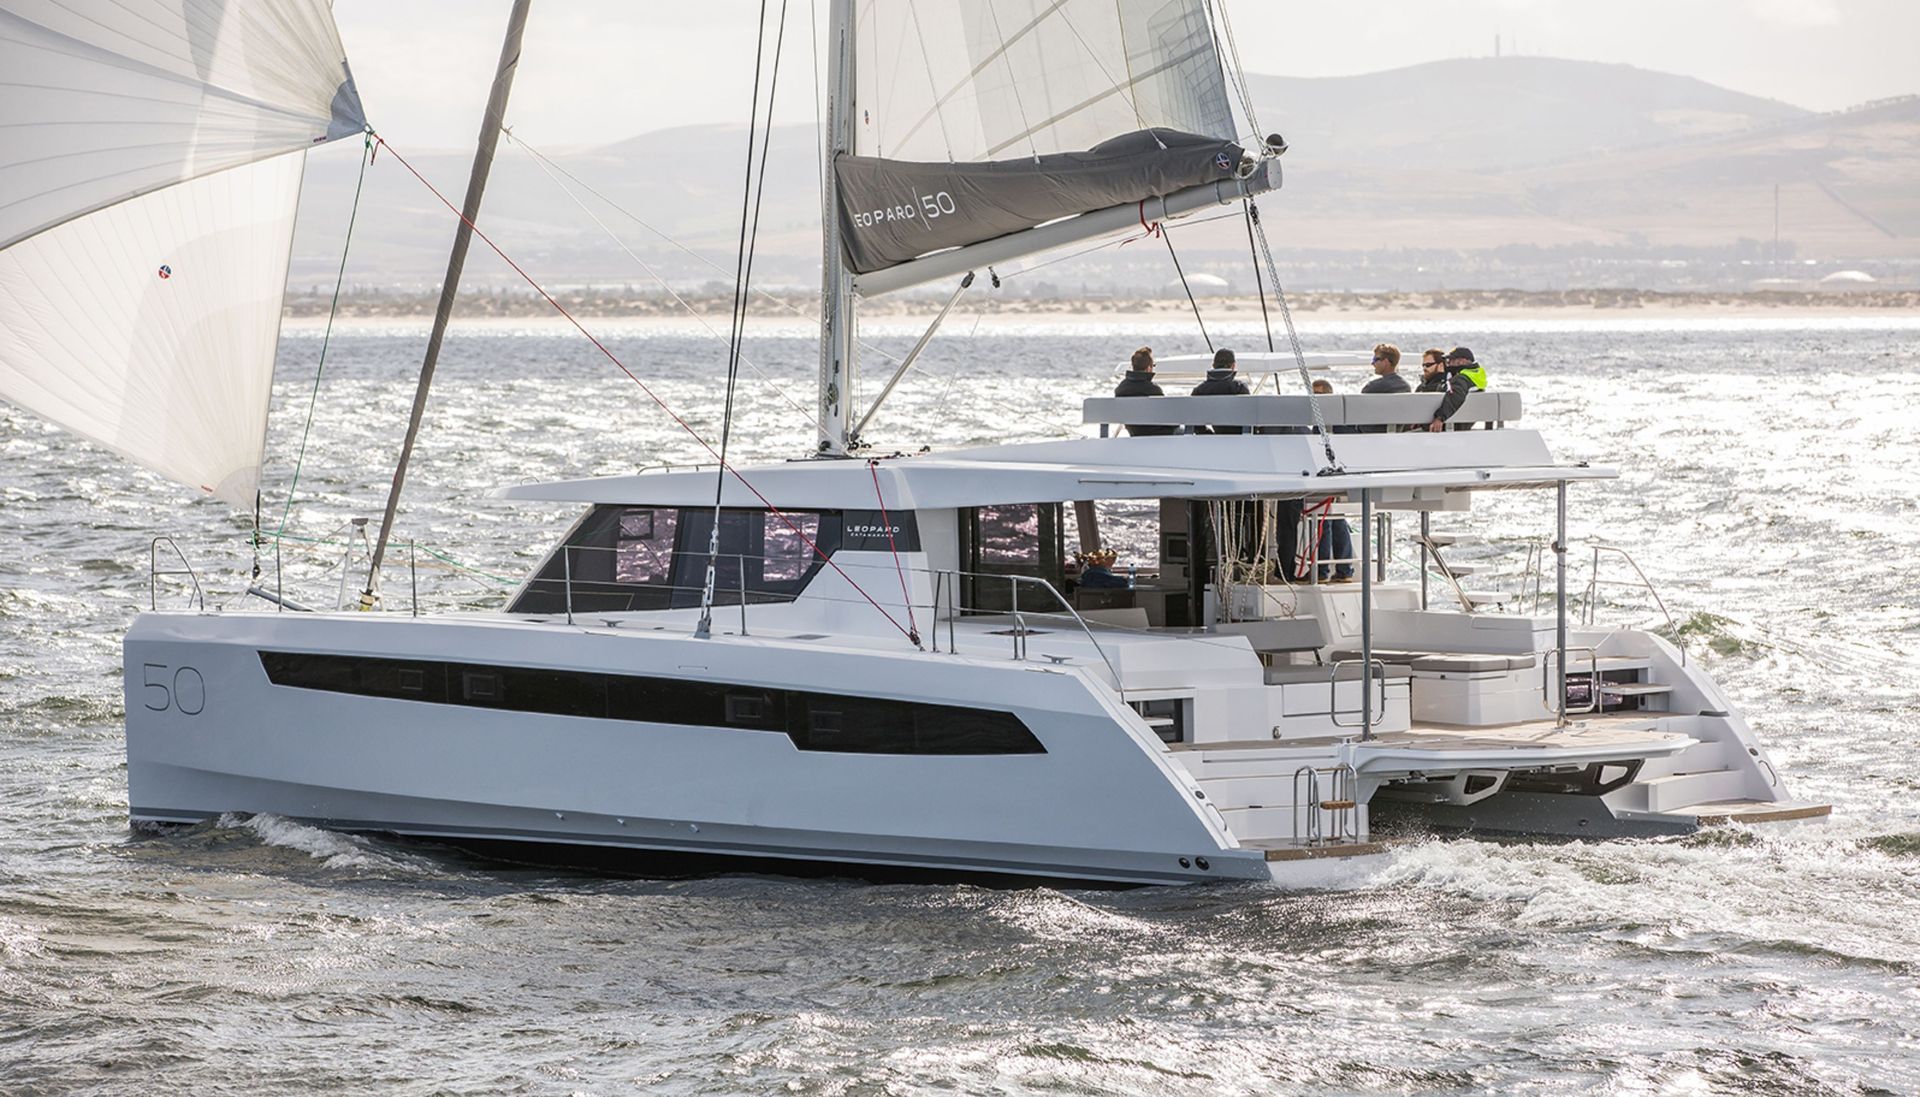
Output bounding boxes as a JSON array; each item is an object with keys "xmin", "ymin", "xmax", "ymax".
[
  {"xmin": 1190, "ymin": 347, "xmax": 1249, "ymax": 435},
  {"xmin": 1114, "ymin": 346, "xmax": 1177, "ymax": 436},
  {"xmin": 1416, "ymin": 347, "xmax": 1472, "ymax": 432},
  {"xmin": 1363, "ymin": 343, "xmax": 1411, "ymax": 395},
  {"xmin": 1360, "ymin": 343, "xmax": 1411, "ymax": 434}
]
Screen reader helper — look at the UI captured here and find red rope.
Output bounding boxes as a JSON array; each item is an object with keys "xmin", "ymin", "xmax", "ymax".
[
  {"xmin": 1298, "ymin": 496, "xmax": 1337, "ymax": 579},
  {"xmin": 868, "ymin": 460, "xmax": 920, "ymax": 647},
  {"xmin": 372, "ymin": 135, "xmax": 916, "ymax": 644}
]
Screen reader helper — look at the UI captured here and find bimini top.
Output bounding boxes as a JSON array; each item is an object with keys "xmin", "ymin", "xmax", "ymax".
[{"xmin": 494, "ymin": 429, "xmax": 1616, "ymax": 511}]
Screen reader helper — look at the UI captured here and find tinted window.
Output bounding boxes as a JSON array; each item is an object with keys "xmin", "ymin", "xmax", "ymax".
[
  {"xmin": 258, "ymin": 652, "xmax": 1043, "ymax": 756},
  {"xmin": 510, "ymin": 506, "xmax": 848, "ymax": 615}
]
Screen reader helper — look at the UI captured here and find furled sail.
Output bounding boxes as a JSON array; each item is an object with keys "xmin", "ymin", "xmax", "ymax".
[
  {"xmin": 838, "ymin": 0, "xmax": 1244, "ymax": 274},
  {"xmin": 0, "ymin": 0, "xmax": 367, "ymax": 506}
]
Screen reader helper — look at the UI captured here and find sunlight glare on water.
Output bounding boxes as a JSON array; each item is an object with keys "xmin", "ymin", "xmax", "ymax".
[{"xmin": 0, "ymin": 316, "xmax": 1917, "ymax": 1094}]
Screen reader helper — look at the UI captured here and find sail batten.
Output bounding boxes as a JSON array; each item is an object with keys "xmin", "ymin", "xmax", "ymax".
[{"xmin": 0, "ymin": 0, "xmax": 366, "ymax": 505}]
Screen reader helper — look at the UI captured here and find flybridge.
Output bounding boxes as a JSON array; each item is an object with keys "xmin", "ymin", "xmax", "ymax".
[{"xmin": 493, "ymin": 427, "xmax": 1616, "ymax": 511}]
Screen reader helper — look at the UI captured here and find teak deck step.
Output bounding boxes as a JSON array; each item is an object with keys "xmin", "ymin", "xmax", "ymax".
[
  {"xmin": 1674, "ymin": 800, "xmax": 1833, "ymax": 825},
  {"xmin": 1599, "ymin": 682, "xmax": 1674, "ymax": 697},
  {"xmin": 1239, "ymin": 838, "xmax": 1389, "ymax": 862}
]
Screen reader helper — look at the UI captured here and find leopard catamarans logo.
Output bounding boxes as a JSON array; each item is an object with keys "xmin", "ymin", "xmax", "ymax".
[
  {"xmin": 156, "ymin": 264, "xmax": 172, "ymax": 279},
  {"xmin": 851, "ymin": 191, "xmax": 958, "ymax": 233}
]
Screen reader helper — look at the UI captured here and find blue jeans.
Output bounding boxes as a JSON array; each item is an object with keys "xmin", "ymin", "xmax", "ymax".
[{"xmin": 1318, "ymin": 519, "xmax": 1354, "ymax": 579}]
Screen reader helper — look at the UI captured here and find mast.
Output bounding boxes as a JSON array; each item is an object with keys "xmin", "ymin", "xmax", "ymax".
[
  {"xmin": 816, "ymin": 0, "xmax": 857, "ymax": 456},
  {"xmin": 361, "ymin": 0, "xmax": 534, "ymax": 607}
]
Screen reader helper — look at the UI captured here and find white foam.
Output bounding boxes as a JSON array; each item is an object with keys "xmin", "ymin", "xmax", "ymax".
[{"xmin": 219, "ymin": 812, "xmax": 398, "ymax": 872}]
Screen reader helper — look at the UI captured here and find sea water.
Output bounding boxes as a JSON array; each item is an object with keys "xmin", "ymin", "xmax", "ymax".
[{"xmin": 1, "ymin": 316, "xmax": 1917, "ymax": 1094}]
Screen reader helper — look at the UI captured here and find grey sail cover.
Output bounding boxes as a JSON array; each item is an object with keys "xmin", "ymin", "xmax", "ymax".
[{"xmin": 842, "ymin": 0, "xmax": 1241, "ymax": 274}]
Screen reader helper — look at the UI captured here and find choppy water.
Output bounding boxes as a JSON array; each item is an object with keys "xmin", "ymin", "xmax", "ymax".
[{"xmin": 3, "ymin": 315, "xmax": 1919, "ymax": 1094}]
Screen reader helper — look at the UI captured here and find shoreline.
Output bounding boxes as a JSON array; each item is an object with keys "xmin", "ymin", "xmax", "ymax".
[{"xmin": 281, "ymin": 288, "xmax": 1920, "ymax": 334}]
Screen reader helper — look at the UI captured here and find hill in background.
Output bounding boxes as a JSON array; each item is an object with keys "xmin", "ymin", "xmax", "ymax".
[{"xmin": 291, "ymin": 57, "xmax": 1920, "ymax": 295}]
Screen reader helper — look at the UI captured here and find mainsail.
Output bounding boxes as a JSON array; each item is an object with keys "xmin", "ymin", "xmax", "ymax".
[
  {"xmin": 837, "ymin": 0, "xmax": 1245, "ymax": 275},
  {"xmin": 0, "ymin": 0, "xmax": 367, "ymax": 506}
]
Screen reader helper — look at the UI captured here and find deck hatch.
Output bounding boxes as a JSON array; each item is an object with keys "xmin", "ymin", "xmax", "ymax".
[{"xmin": 256, "ymin": 651, "xmax": 1043, "ymax": 755}]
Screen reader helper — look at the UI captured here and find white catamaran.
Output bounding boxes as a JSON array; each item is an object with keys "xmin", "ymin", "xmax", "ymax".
[{"xmin": 2, "ymin": 0, "xmax": 1827, "ymax": 886}]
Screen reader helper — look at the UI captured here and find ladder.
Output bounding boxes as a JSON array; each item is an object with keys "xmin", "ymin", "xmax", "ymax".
[{"xmin": 1292, "ymin": 765, "xmax": 1360, "ymax": 845}]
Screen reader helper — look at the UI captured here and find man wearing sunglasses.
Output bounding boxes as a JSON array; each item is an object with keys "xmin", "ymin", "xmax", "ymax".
[
  {"xmin": 1358, "ymin": 343, "xmax": 1410, "ymax": 434},
  {"xmin": 1416, "ymin": 347, "xmax": 1472, "ymax": 432}
]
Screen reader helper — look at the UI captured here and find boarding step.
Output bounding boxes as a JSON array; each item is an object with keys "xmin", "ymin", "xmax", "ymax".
[
  {"xmin": 1238, "ymin": 837, "xmax": 1388, "ymax": 862},
  {"xmin": 1420, "ymin": 534, "xmax": 1458, "ymax": 548},
  {"xmin": 1599, "ymin": 682, "xmax": 1673, "ymax": 698},
  {"xmin": 1669, "ymin": 800, "xmax": 1833, "ymax": 826},
  {"xmin": 1625, "ymin": 769, "xmax": 1753, "ymax": 814}
]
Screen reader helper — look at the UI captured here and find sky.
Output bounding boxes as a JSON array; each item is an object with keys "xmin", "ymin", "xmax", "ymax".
[{"xmin": 332, "ymin": 0, "xmax": 1920, "ymax": 153}]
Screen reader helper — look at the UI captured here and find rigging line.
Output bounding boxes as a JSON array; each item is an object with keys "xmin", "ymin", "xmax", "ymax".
[
  {"xmin": 501, "ymin": 130, "xmax": 904, "ymax": 368},
  {"xmin": 1246, "ymin": 199, "xmax": 1341, "ymax": 472},
  {"xmin": 1208, "ymin": 0, "xmax": 1262, "ymax": 139},
  {"xmin": 703, "ymin": 0, "xmax": 779, "ymax": 635},
  {"xmin": 868, "ymin": 460, "xmax": 920, "ymax": 645},
  {"xmin": 371, "ymin": 135, "xmax": 917, "ymax": 643},
  {"xmin": 274, "ymin": 131, "xmax": 373, "ymax": 540},
  {"xmin": 1160, "ymin": 222, "xmax": 1212, "ymax": 354},
  {"xmin": 720, "ymin": 1, "xmax": 792, "ymax": 472},
  {"xmin": 506, "ymin": 132, "xmax": 820, "ymax": 432},
  {"xmin": 1243, "ymin": 201, "xmax": 1273, "ymax": 352}
]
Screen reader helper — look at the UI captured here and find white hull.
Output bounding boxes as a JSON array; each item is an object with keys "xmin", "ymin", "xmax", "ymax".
[{"xmin": 127, "ymin": 611, "xmax": 1286, "ymax": 886}]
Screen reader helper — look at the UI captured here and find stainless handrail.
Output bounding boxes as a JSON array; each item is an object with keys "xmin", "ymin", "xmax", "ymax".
[
  {"xmin": 1583, "ymin": 543, "xmax": 1686, "ymax": 666},
  {"xmin": 148, "ymin": 536, "xmax": 205, "ymax": 611},
  {"xmin": 1542, "ymin": 644, "xmax": 1601, "ymax": 724},
  {"xmin": 1416, "ymin": 532, "xmax": 1481, "ymax": 614},
  {"xmin": 1327, "ymin": 658, "xmax": 1388, "ymax": 729}
]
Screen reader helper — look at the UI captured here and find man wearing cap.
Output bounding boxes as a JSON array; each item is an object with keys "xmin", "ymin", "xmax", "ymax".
[
  {"xmin": 1445, "ymin": 346, "xmax": 1488, "ymax": 429},
  {"xmin": 1114, "ymin": 346, "xmax": 1177, "ymax": 436},
  {"xmin": 1416, "ymin": 347, "xmax": 1473, "ymax": 432},
  {"xmin": 1190, "ymin": 347, "xmax": 1250, "ymax": 435}
]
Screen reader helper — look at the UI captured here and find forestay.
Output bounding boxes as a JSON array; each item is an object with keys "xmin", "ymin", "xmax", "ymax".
[
  {"xmin": 0, "ymin": 0, "xmax": 367, "ymax": 506},
  {"xmin": 839, "ymin": 0, "xmax": 1243, "ymax": 274}
]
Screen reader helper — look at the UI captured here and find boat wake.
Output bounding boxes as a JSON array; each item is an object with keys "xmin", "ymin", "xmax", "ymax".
[{"xmin": 129, "ymin": 812, "xmax": 455, "ymax": 881}]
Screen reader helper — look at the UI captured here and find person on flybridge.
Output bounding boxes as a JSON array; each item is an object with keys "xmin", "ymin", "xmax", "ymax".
[
  {"xmin": 1441, "ymin": 346, "xmax": 1489, "ymax": 429},
  {"xmin": 1417, "ymin": 346, "xmax": 1474, "ymax": 432},
  {"xmin": 1113, "ymin": 346, "xmax": 1177, "ymax": 436},
  {"xmin": 1190, "ymin": 348, "xmax": 1250, "ymax": 435}
]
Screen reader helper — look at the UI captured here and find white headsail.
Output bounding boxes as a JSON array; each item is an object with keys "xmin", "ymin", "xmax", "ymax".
[{"xmin": 0, "ymin": 0, "xmax": 367, "ymax": 506}]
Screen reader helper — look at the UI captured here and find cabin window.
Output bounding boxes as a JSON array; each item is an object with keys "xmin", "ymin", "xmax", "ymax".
[
  {"xmin": 762, "ymin": 512, "xmax": 821, "ymax": 582},
  {"xmin": 509, "ymin": 506, "xmax": 854, "ymax": 614},
  {"xmin": 668, "ymin": 509, "xmax": 840, "ymax": 608},
  {"xmin": 975, "ymin": 504, "xmax": 1041, "ymax": 564},
  {"xmin": 615, "ymin": 508, "xmax": 677, "ymax": 585},
  {"xmin": 961, "ymin": 503, "xmax": 1065, "ymax": 613}
]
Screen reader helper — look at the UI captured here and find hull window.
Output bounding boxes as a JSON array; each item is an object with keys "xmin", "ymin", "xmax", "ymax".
[{"xmin": 257, "ymin": 652, "xmax": 1043, "ymax": 755}]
